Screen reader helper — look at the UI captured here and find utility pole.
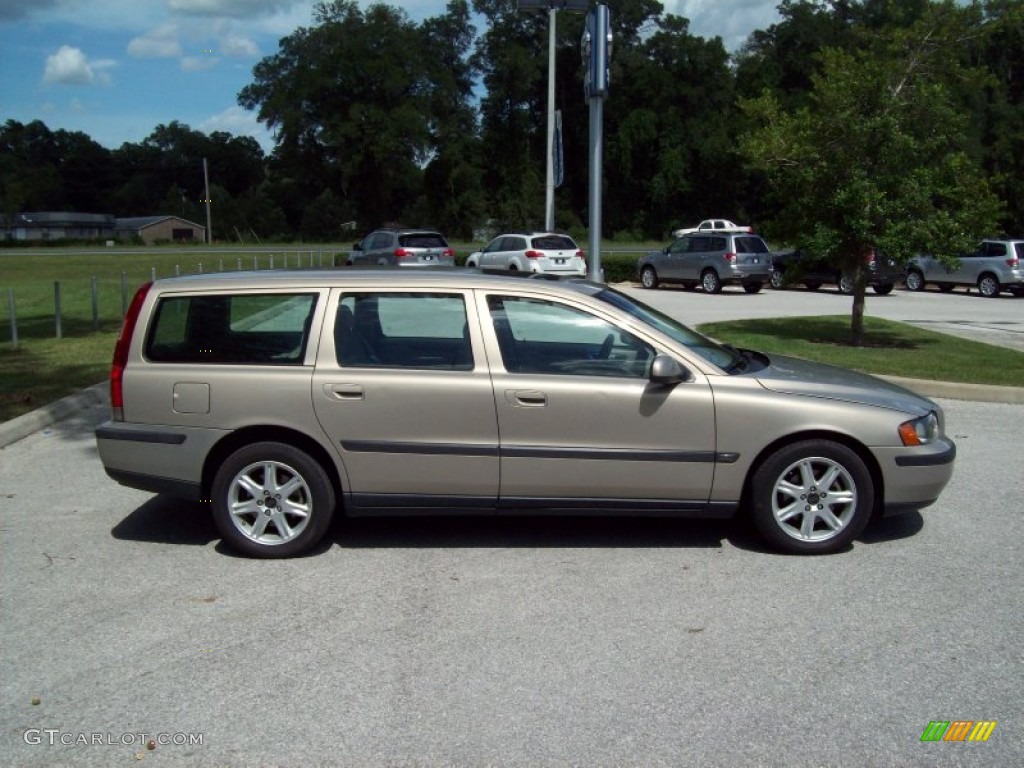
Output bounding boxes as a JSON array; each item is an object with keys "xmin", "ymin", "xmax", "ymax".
[
  {"xmin": 202, "ymin": 158, "xmax": 212, "ymax": 244},
  {"xmin": 518, "ymin": 1, "xmax": 589, "ymax": 231}
]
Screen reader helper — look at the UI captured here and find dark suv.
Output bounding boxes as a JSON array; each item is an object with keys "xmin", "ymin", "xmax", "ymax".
[
  {"xmin": 348, "ymin": 228, "xmax": 455, "ymax": 267},
  {"xmin": 770, "ymin": 249, "xmax": 904, "ymax": 295}
]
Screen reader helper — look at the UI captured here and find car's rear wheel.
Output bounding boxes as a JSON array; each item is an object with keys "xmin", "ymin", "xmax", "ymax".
[
  {"xmin": 872, "ymin": 283, "xmax": 895, "ymax": 295},
  {"xmin": 905, "ymin": 269, "xmax": 926, "ymax": 291},
  {"xmin": 640, "ymin": 266, "xmax": 659, "ymax": 289},
  {"xmin": 701, "ymin": 269, "xmax": 722, "ymax": 294},
  {"xmin": 743, "ymin": 282, "xmax": 763, "ymax": 294},
  {"xmin": 978, "ymin": 273, "xmax": 1000, "ymax": 298},
  {"xmin": 750, "ymin": 440, "xmax": 874, "ymax": 555},
  {"xmin": 770, "ymin": 270, "xmax": 785, "ymax": 289},
  {"xmin": 212, "ymin": 442, "xmax": 335, "ymax": 558}
]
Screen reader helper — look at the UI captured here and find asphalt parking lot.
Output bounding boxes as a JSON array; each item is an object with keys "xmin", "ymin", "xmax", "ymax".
[{"xmin": 1, "ymin": 284, "xmax": 1022, "ymax": 767}]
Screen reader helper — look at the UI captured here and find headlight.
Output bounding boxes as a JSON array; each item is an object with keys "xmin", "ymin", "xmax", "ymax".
[{"xmin": 898, "ymin": 412, "xmax": 940, "ymax": 446}]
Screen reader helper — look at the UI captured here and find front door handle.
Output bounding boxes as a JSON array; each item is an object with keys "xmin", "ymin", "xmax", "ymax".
[
  {"xmin": 325, "ymin": 383, "xmax": 364, "ymax": 401},
  {"xmin": 506, "ymin": 389, "xmax": 547, "ymax": 407}
]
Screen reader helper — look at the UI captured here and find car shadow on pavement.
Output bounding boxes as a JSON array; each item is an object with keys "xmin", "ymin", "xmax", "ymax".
[
  {"xmin": 111, "ymin": 495, "xmax": 218, "ymax": 546},
  {"xmin": 329, "ymin": 515, "xmax": 736, "ymax": 551}
]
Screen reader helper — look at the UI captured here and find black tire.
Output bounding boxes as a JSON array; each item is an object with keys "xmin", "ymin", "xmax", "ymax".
[
  {"xmin": 701, "ymin": 269, "xmax": 722, "ymax": 294},
  {"xmin": 212, "ymin": 441, "xmax": 336, "ymax": 558},
  {"xmin": 750, "ymin": 440, "xmax": 874, "ymax": 555},
  {"xmin": 640, "ymin": 266, "xmax": 659, "ymax": 289},
  {"xmin": 872, "ymin": 283, "xmax": 895, "ymax": 295},
  {"xmin": 905, "ymin": 269, "xmax": 926, "ymax": 292},
  {"xmin": 743, "ymin": 282, "xmax": 763, "ymax": 294},
  {"xmin": 804, "ymin": 281, "xmax": 822, "ymax": 291},
  {"xmin": 838, "ymin": 275, "xmax": 855, "ymax": 295},
  {"xmin": 770, "ymin": 270, "xmax": 785, "ymax": 290},
  {"xmin": 978, "ymin": 273, "xmax": 1000, "ymax": 298}
]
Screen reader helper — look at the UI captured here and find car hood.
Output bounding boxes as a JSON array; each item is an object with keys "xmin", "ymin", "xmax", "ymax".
[{"xmin": 752, "ymin": 353, "xmax": 935, "ymax": 414}]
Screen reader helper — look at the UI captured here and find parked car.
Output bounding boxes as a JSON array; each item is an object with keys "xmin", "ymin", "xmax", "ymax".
[
  {"xmin": 770, "ymin": 249, "xmax": 904, "ymax": 295},
  {"xmin": 905, "ymin": 239, "xmax": 1024, "ymax": 298},
  {"xmin": 95, "ymin": 269, "xmax": 955, "ymax": 558},
  {"xmin": 671, "ymin": 219, "xmax": 753, "ymax": 238},
  {"xmin": 465, "ymin": 232, "xmax": 585, "ymax": 275},
  {"xmin": 637, "ymin": 232, "xmax": 772, "ymax": 293},
  {"xmin": 348, "ymin": 228, "xmax": 455, "ymax": 267}
]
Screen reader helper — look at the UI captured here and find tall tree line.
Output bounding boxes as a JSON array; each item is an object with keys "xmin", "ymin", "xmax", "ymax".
[{"xmin": 2, "ymin": 0, "xmax": 1020, "ymax": 243}]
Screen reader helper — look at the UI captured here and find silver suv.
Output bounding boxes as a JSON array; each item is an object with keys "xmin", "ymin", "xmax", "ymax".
[
  {"xmin": 637, "ymin": 232, "xmax": 772, "ymax": 293},
  {"xmin": 466, "ymin": 232, "xmax": 585, "ymax": 275},
  {"xmin": 348, "ymin": 228, "xmax": 455, "ymax": 267},
  {"xmin": 96, "ymin": 270, "xmax": 955, "ymax": 558},
  {"xmin": 905, "ymin": 239, "xmax": 1024, "ymax": 297}
]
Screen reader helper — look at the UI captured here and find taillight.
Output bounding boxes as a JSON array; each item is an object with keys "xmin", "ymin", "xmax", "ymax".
[
  {"xmin": 1007, "ymin": 257, "xmax": 1018, "ymax": 268},
  {"xmin": 443, "ymin": 248, "xmax": 454, "ymax": 259},
  {"xmin": 525, "ymin": 250, "xmax": 543, "ymax": 259},
  {"xmin": 111, "ymin": 282, "xmax": 152, "ymax": 422},
  {"xmin": 393, "ymin": 248, "xmax": 410, "ymax": 259},
  {"xmin": 576, "ymin": 250, "xmax": 585, "ymax": 259},
  {"xmin": 724, "ymin": 252, "xmax": 737, "ymax": 263},
  {"xmin": 865, "ymin": 250, "xmax": 877, "ymax": 265}
]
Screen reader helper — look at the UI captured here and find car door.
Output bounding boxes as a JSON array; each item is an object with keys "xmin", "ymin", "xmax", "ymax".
[
  {"xmin": 312, "ymin": 289, "xmax": 499, "ymax": 510},
  {"xmin": 480, "ymin": 290, "xmax": 717, "ymax": 509},
  {"xmin": 661, "ymin": 238, "xmax": 689, "ymax": 280}
]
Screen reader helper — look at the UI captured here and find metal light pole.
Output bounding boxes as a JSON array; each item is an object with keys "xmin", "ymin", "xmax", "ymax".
[
  {"xmin": 518, "ymin": 1, "xmax": 589, "ymax": 231},
  {"xmin": 582, "ymin": 4, "xmax": 611, "ymax": 282}
]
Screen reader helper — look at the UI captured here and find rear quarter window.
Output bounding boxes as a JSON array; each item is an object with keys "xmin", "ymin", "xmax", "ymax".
[
  {"xmin": 146, "ymin": 293, "xmax": 317, "ymax": 364},
  {"xmin": 735, "ymin": 237, "xmax": 770, "ymax": 253}
]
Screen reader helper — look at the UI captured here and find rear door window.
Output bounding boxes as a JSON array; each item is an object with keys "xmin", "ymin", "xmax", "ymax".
[{"xmin": 146, "ymin": 293, "xmax": 317, "ymax": 364}]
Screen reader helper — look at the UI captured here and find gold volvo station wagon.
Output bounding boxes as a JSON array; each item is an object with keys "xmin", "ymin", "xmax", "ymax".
[{"xmin": 95, "ymin": 269, "xmax": 956, "ymax": 558}]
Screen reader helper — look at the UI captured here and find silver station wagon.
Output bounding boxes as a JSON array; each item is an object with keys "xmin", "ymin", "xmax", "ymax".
[{"xmin": 96, "ymin": 270, "xmax": 955, "ymax": 558}]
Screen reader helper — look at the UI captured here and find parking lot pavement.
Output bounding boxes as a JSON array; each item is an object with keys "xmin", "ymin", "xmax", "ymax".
[
  {"xmin": 1, "ymin": 396, "xmax": 1021, "ymax": 766},
  {"xmin": 618, "ymin": 282, "xmax": 1024, "ymax": 352}
]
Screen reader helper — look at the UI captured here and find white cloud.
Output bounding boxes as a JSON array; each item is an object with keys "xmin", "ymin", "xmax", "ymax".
[
  {"xmin": 42, "ymin": 45, "xmax": 114, "ymax": 86},
  {"xmin": 222, "ymin": 34, "xmax": 259, "ymax": 57},
  {"xmin": 664, "ymin": 1, "xmax": 783, "ymax": 51},
  {"xmin": 200, "ymin": 105, "xmax": 274, "ymax": 150},
  {"xmin": 128, "ymin": 23, "xmax": 184, "ymax": 58},
  {"xmin": 169, "ymin": 0, "xmax": 301, "ymax": 19}
]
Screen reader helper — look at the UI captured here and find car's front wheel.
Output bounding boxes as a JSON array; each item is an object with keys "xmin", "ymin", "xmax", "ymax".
[
  {"xmin": 749, "ymin": 440, "xmax": 874, "ymax": 555},
  {"xmin": 770, "ymin": 270, "xmax": 785, "ymax": 289},
  {"xmin": 701, "ymin": 269, "xmax": 722, "ymax": 294},
  {"xmin": 640, "ymin": 266, "xmax": 659, "ymax": 289},
  {"xmin": 978, "ymin": 273, "xmax": 1001, "ymax": 298},
  {"xmin": 905, "ymin": 269, "xmax": 926, "ymax": 291},
  {"xmin": 212, "ymin": 442, "xmax": 336, "ymax": 558},
  {"xmin": 838, "ymin": 275, "xmax": 855, "ymax": 295}
]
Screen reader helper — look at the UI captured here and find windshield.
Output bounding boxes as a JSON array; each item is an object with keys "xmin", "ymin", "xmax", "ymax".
[{"xmin": 592, "ymin": 286, "xmax": 743, "ymax": 371}]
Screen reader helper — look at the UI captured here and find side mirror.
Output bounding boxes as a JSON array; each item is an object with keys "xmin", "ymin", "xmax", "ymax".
[{"xmin": 649, "ymin": 355, "xmax": 689, "ymax": 385}]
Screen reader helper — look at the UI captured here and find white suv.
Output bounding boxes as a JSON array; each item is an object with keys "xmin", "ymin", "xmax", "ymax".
[{"xmin": 466, "ymin": 232, "xmax": 585, "ymax": 275}]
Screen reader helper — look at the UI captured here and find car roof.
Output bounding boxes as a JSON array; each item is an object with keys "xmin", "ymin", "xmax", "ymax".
[{"xmin": 148, "ymin": 268, "xmax": 604, "ymax": 296}]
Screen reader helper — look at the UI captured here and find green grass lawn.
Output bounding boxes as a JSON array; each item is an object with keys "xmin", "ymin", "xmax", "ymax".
[
  {"xmin": 698, "ymin": 315, "xmax": 1024, "ymax": 388},
  {"xmin": 2, "ymin": 247, "xmax": 1021, "ymax": 422}
]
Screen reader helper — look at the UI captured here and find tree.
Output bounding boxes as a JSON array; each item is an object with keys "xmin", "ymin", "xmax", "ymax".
[{"xmin": 739, "ymin": 3, "xmax": 1001, "ymax": 345}]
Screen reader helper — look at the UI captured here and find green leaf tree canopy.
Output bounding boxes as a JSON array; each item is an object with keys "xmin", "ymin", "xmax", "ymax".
[{"xmin": 739, "ymin": 1, "xmax": 1002, "ymax": 345}]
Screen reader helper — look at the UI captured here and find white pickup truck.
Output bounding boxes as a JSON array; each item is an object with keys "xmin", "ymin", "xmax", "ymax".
[{"xmin": 671, "ymin": 219, "xmax": 753, "ymax": 239}]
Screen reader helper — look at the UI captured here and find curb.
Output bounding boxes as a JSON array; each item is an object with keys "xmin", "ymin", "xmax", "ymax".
[
  {"xmin": 2, "ymin": 375, "xmax": 1022, "ymax": 451},
  {"xmin": 0, "ymin": 382, "xmax": 109, "ymax": 449}
]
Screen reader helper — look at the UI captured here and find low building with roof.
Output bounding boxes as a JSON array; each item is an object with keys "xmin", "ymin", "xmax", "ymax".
[
  {"xmin": 5, "ymin": 212, "xmax": 115, "ymax": 241},
  {"xmin": 115, "ymin": 216, "xmax": 206, "ymax": 245}
]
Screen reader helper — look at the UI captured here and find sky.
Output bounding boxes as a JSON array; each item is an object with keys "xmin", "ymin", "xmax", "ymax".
[{"xmin": 0, "ymin": 1, "xmax": 783, "ymax": 153}]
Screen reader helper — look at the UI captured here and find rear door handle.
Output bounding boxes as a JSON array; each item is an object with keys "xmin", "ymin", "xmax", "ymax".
[
  {"xmin": 325, "ymin": 383, "xmax": 364, "ymax": 401},
  {"xmin": 506, "ymin": 389, "xmax": 547, "ymax": 407}
]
